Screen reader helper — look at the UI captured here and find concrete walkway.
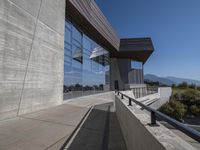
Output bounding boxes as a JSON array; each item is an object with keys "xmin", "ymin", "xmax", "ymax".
[
  {"xmin": 0, "ymin": 93, "xmax": 123, "ymax": 150},
  {"xmin": 0, "ymin": 104, "xmax": 89, "ymax": 150}
]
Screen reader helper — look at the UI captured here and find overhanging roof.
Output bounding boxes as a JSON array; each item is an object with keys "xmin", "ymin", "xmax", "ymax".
[
  {"xmin": 66, "ymin": 0, "xmax": 154, "ymax": 64},
  {"xmin": 110, "ymin": 38, "xmax": 154, "ymax": 63}
]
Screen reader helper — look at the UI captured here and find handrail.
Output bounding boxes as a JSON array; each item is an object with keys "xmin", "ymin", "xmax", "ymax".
[{"xmin": 116, "ymin": 91, "xmax": 200, "ymax": 143}]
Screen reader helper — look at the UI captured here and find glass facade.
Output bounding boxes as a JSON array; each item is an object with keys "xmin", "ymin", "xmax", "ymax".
[{"xmin": 64, "ymin": 21, "xmax": 110, "ymax": 100}]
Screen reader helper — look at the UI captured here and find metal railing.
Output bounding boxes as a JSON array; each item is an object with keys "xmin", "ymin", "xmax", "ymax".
[
  {"xmin": 116, "ymin": 91, "xmax": 200, "ymax": 143},
  {"xmin": 132, "ymin": 86, "xmax": 158, "ymax": 98}
]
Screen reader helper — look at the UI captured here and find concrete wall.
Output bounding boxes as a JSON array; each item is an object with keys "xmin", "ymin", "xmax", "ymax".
[
  {"xmin": 115, "ymin": 95, "xmax": 196, "ymax": 150},
  {"xmin": 150, "ymin": 87, "xmax": 172, "ymax": 109},
  {"xmin": 121, "ymin": 87, "xmax": 172, "ymax": 109},
  {"xmin": 0, "ymin": 0, "xmax": 65, "ymax": 120}
]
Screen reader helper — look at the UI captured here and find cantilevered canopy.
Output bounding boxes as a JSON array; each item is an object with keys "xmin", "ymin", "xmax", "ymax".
[
  {"xmin": 66, "ymin": 0, "xmax": 154, "ymax": 64},
  {"xmin": 110, "ymin": 38, "xmax": 154, "ymax": 63}
]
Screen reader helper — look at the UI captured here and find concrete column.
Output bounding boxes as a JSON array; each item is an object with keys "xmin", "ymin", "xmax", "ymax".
[{"xmin": 110, "ymin": 58, "xmax": 131, "ymax": 90}]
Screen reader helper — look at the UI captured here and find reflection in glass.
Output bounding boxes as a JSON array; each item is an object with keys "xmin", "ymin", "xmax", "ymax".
[{"xmin": 64, "ymin": 21, "xmax": 110, "ymax": 100}]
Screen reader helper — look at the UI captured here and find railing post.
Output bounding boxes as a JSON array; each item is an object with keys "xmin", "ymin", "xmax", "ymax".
[
  {"xmin": 121, "ymin": 93, "xmax": 124, "ymax": 99},
  {"xmin": 128, "ymin": 98, "xmax": 132, "ymax": 106},
  {"xmin": 151, "ymin": 111, "xmax": 156, "ymax": 125}
]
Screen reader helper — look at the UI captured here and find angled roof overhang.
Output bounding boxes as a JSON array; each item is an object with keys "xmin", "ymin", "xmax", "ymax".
[
  {"xmin": 66, "ymin": 0, "xmax": 120, "ymax": 53},
  {"xmin": 66, "ymin": 0, "xmax": 154, "ymax": 64},
  {"xmin": 110, "ymin": 38, "xmax": 154, "ymax": 63}
]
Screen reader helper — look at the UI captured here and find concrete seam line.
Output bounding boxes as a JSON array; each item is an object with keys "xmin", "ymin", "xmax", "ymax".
[
  {"xmin": 19, "ymin": 116, "xmax": 77, "ymax": 127},
  {"xmin": 0, "ymin": 116, "xmax": 18, "ymax": 122},
  {"xmin": 17, "ymin": 0, "xmax": 43, "ymax": 116},
  {"xmin": 59, "ymin": 106, "xmax": 93, "ymax": 150}
]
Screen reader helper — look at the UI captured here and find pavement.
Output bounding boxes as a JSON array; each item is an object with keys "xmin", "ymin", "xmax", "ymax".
[
  {"xmin": 0, "ymin": 94, "xmax": 126, "ymax": 150},
  {"xmin": 0, "ymin": 104, "xmax": 89, "ymax": 150}
]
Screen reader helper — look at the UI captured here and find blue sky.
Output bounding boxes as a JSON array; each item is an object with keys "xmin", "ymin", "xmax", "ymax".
[{"xmin": 96, "ymin": 0, "xmax": 200, "ymax": 80}]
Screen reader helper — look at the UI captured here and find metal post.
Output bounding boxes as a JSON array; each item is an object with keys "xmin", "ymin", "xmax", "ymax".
[
  {"xmin": 128, "ymin": 98, "xmax": 132, "ymax": 106},
  {"xmin": 151, "ymin": 111, "xmax": 156, "ymax": 125},
  {"xmin": 121, "ymin": 94, "xmax": 124, "ymax": 99}
]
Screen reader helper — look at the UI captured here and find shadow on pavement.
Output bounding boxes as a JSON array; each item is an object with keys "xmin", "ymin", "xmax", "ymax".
[{"xmin": 67, "ymin": 103, "xmax": 127, "ymax": 150}]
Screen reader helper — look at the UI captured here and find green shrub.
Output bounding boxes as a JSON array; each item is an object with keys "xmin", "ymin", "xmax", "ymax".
[
  {"xmin": 160, "ymin": 100, "xmax": 187, "ymax": 121},
  {"xmin": 180, "ymin": 89, "xmax": 195, "ymax": 100},
  {"xmin": 180, "ymin": 89, "xmax": 200, "ymax": 107},
  {"xmin": 171, "ymin": 92, "xmax": 180, "ymax": 100},
  {"xmin": 160, "ymin": 86, "xmax": 200, "ymax": 120},
  {"xmin": 190, "ymin": 105, "xmax": 200, "ymax": 116}
]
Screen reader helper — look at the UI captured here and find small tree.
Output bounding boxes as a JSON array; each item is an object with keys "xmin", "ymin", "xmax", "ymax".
[
  {"xmin": 178, "ymin": 82, "xmax": 188, "ymax": 89},
  {"xmin": 188, "ymin": 83, "xmax": 196, "ymax": 89},
  {"xmin": 172, "ymin": 84, "xmax": 176, "ymax": 88}
]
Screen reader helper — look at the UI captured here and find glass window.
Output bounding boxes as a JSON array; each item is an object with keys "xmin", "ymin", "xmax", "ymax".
[
  {"xmin": 65, "ymin": 42, "xmax": 71, "ymax": 51},
  {"xmin": 65, "ymin": 28, "xmax": 71, "ymax": 44},
  {"xmin": 65, "ymin": 21, "xmax": 72, "ymax": 29},
  {"xmin": 72, "ymin": 26, "xmax": 82, "ymax": 42},
  {"xmin": 64, "ymin": 20, "xmax": 110, "ymax": 100},
  {"xmin": 83, "ymin": 35, "xmax": 91, "ymax": 50}
]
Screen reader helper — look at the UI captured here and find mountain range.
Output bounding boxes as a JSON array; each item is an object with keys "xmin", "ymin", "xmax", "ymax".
[{"xmin": 144, "ymin": 74, "xmax": 200, "ymax": 86}]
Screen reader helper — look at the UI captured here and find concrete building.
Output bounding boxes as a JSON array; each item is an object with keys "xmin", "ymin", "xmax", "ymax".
[
  {"xmin": 0, "ymin": 0, "xmax": 153, "ymax": 120},
  {"xmin": 0, "ymin": 1, "xmax": 199, "ymax": 150}
]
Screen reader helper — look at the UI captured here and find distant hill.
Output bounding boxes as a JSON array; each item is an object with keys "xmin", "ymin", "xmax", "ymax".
[{"xmin": 144, "ymin": 74, "xmax": 200, "ymax": 86}]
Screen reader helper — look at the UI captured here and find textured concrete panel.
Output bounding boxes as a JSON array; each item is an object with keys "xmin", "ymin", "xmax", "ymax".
[
  {"xmin": 9, "ymin": 0, "xmax": 41, "ymax": 17},
  {"xmin": 18, "ymin": 21, "xmax": 64, "ymax": 115},
  {"xmin": 18, "ymin": 0, "xmax": 65, "ymax": 115},
  {"xmin": 39, "ymin": 0, "xmax": 65, "ymax": 35},
  {"xmin": 0, "ymin": 0, "xmax": 65, "ymax": 119},
  {"xmin": 0, "ymin": 0, "xmax": 36, "ymax": 120}
]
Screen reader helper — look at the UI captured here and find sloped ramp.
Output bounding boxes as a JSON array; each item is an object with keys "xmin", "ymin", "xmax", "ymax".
[{"xmin": 64, "ymin": 102, "xmax": 127, "ymax": 150}]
